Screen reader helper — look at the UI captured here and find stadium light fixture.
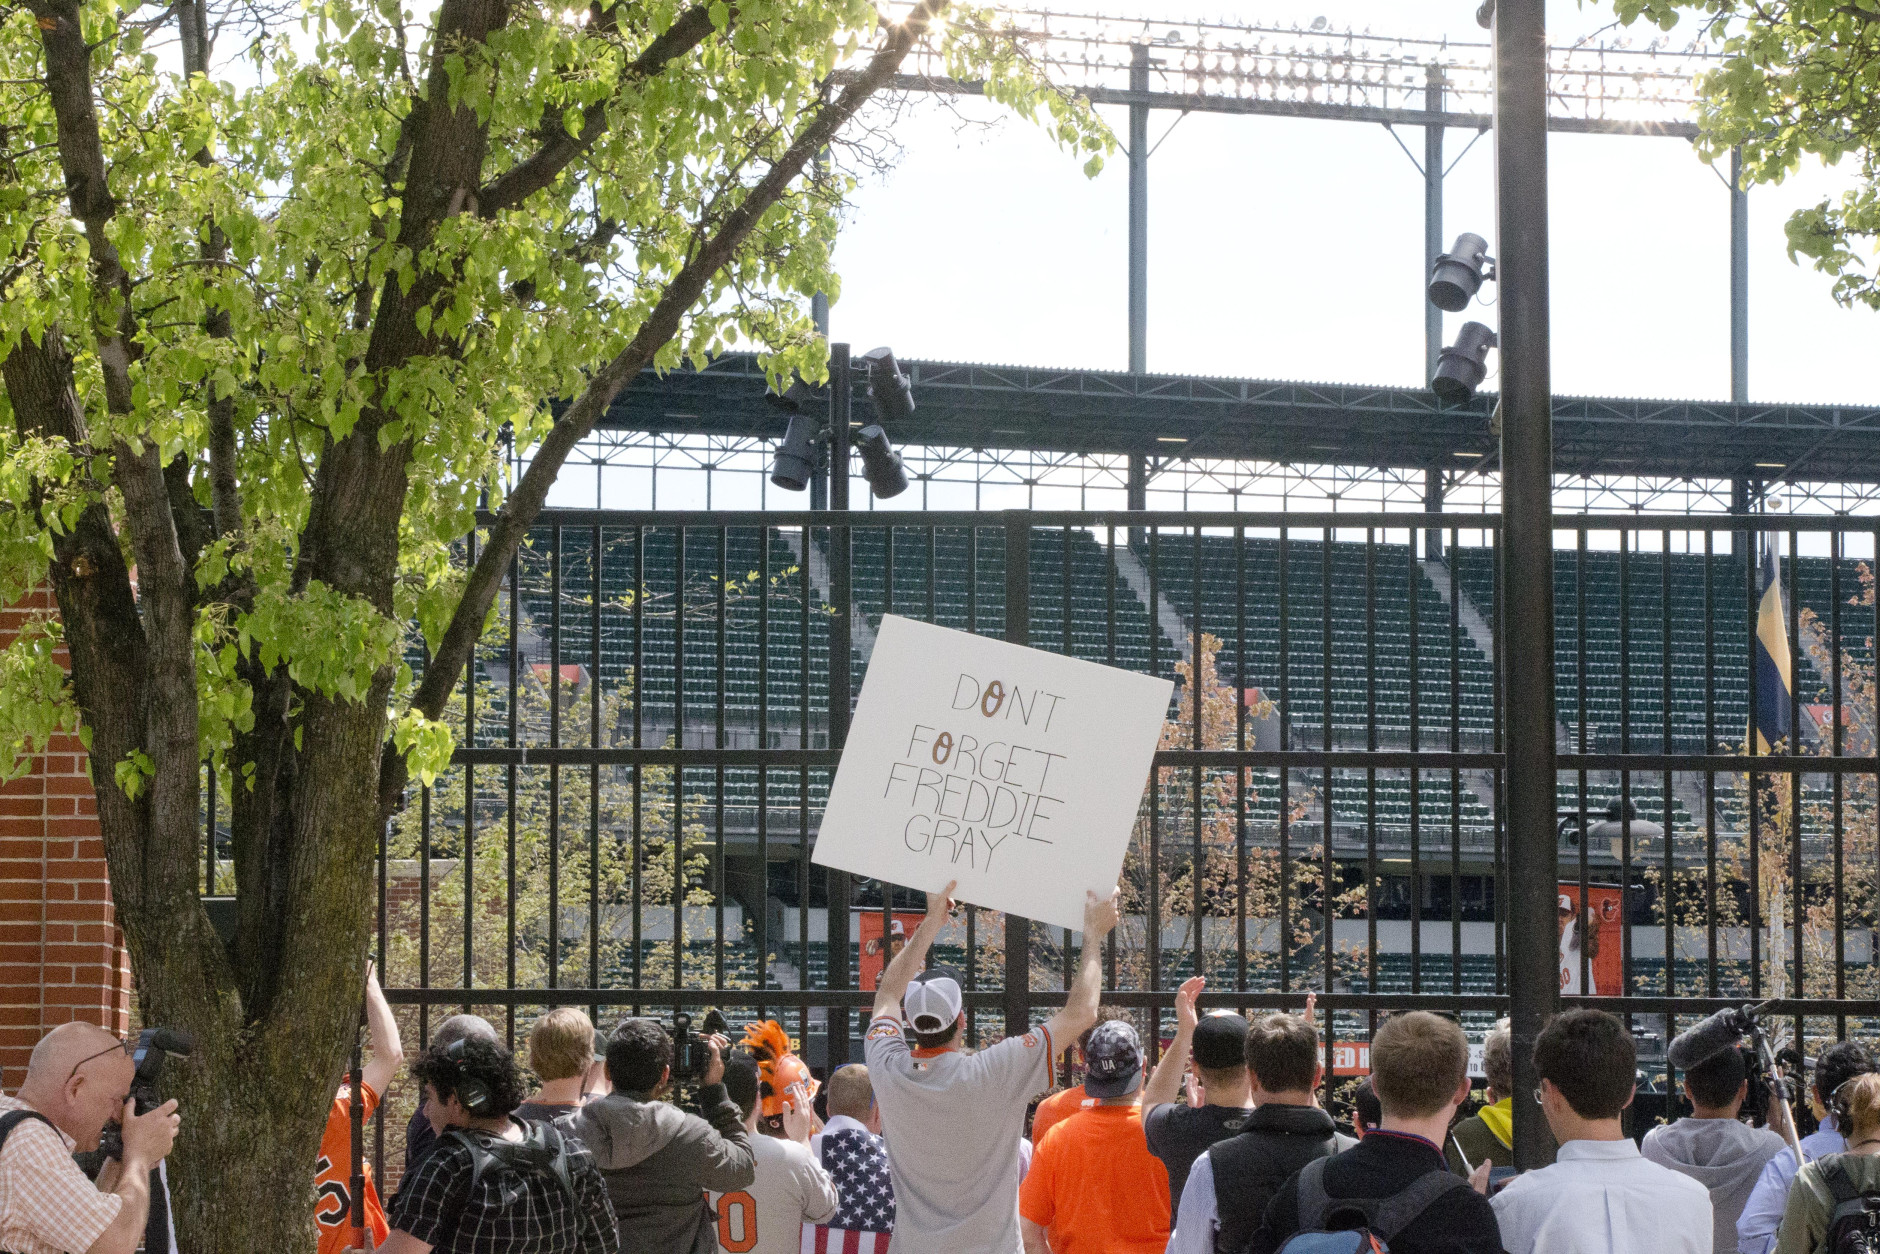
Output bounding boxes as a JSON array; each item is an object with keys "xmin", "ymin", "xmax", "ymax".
[
  {"xmin": 766, "ymin": 379, "xmax": 821, "ymax": 492},
  {"xmin": 1431, "ymin": 321, "xmax": 1497, "ymax": 403},
  {"xmin": 861, "ymin": 347, "xmax": 916, "ymax": 427},
  {"xmin": 1427, "ymin": 233, "xmax": 1495, "ymax": 312},
  {"xmin": 855, "ymin": 425, "xmax": 909, "ymax": 499}
]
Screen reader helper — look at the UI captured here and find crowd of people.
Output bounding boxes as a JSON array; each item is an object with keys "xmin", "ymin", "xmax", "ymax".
[{"xmin": 2, "ymin": 883, "xmax": 1879, "ymax": 1253}]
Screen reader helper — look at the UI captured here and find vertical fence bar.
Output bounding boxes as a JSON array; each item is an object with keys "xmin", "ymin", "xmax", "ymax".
[
  {"xmin": 1705, "ymin": 530, "xmax": 1718, "ymax": 999},
  {"xmin": 1236, "ymin": 525, "xmax": 1249, "ymax": 992},
  {"xmin": 549, "ymin": 528, "xmax": 563, "ymax": 991},
  {"xmin": 1496, "ymin": 0, "xmax": 1562, "ymax": 1167},
  {"xmin": 590, "ymin": 525, "xmax": 602, "ymax": 1014},
  {"xmin": 1003, "ymin": 511, "xmax": 1033, "ymax": 1038},
  {"xmin": 715, "ymin": 527, "xmax": 728, "ymax": 994},
  {"xmin": 1408, "ymin": 533, "xmax": 1422, "ymax": 994}
]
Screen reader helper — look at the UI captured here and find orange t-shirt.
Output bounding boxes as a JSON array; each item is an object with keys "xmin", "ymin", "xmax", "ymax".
[
  {"xmin": 1019, "ymin": 1105, "xmax": 1170, "ymax": 1254},
  {"xmin": 1030, "ymin": 1084, "xmax": 1094, "ymax": 1143},
  {"xmin": 315, "ymin": 1082, "xmax": 389, "ymax": 1254}
]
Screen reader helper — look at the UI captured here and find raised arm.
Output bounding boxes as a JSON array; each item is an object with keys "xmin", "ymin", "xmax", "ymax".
[
  {"xmin": 1041, "ymin": 889, "xmax": 1121, "ymax": 1055},
  {"xmin": 872, "ymin": 880, "xmax": 956, "ymax": 1021},
  {"xmin": 362, "ymin": 961, "xmax": 405, "ymax": 1100},
  {"xmin": 1142, "ymin": 976, "xmax": 1203, "ymax": 1113}
]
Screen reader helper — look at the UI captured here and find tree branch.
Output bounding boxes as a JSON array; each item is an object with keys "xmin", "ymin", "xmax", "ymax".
[
  {"xmin": 477, "ymin": 2, "xmax": 727, "ymax": 216},
  {"xmin": 382, "ymin": 0, "xmax": 949, "ymax": 818},
  {"xmin": 0, "ymin": 328, "xmax": 153, "ymax": 908},
  {"xmin": 30, "ymin": 0, "xmax": 203, "ymax": 927}
]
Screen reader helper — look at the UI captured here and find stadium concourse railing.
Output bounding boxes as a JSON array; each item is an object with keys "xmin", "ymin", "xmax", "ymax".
[{"xmin": 332, "ymin": 509, "xmax": 1880, "ymax": 1127}]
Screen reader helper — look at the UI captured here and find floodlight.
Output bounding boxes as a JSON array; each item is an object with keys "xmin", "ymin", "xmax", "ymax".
[
  {"xmin": 769, "ymin": 415, "xmax": 818, "ymax": 492},
  {"xmin": 1431, "ymin": 321, "xmax": 1497, "ymax": 403},
  {"xmin": 1427, "ymin": 233, "xmax": 1494, "ymax": 312},
  {"xmin": 861, "ymin": 347, "xmax": 916, "ymax": 426},
  {"xmin": 765, "ymin": 379, "xmax": 822, "ymax": 492},
  {"xmin": 855, "ymin": 425, "xmax": 909, "ymax": 499}
]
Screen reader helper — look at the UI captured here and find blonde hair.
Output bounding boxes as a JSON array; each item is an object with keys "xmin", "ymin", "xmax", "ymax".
[
  {"xmin": 1843, "ymin": 1072, "xmax": 1880, "ymax": 1141},
  {"xmin": 528, "ymin": 1008, "xmax": 596, "ymax": 1083}
]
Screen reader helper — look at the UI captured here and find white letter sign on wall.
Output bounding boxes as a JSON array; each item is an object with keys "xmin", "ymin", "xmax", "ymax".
[{"xmin": 812, "ymin": 614, "xmax": 1174, "ymax": 931}]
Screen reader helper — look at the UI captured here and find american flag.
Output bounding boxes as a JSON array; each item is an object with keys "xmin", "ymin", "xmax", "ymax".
[{"xmin": 801, "ymin": 1127, "xmax": 894, "ymax": 1254}]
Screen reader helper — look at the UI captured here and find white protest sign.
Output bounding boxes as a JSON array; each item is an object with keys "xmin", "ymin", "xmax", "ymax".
[{"xmin": 812, "ymin": 614, "xmax": 1174, "ymax": 931}]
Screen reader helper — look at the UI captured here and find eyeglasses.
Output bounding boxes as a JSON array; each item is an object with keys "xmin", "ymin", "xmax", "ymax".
[{"xmin": 65, "ymin": 1038, "xmax": 136, "ymax": 1086}]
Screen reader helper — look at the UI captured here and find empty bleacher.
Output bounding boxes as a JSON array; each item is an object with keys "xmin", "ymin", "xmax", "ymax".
[
  {"xmin": 1140, "ymin": 534, "xmax": 1496, "ymax": 743},
  {"xmin": 843, "ymin": 525, "xmax": 1177, "ymax": 679},
  {"xmin": 1452, "ymin": 546, "xmax": 1792, "ymax": 753},
  {"xmin": 511, "ymin": 524, "xmax": 833, "ymax": 727}
]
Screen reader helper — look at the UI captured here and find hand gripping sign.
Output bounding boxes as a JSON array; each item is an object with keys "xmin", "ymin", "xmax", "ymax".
[{"xmin": 813, "ymin": 615, "xmax": 1173, "ymax": 931}]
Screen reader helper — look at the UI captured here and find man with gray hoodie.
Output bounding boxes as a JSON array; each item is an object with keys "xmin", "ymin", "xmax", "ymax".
[
  {"xmin": 558, "ymin": 1018, "xmax": 756, "ymax": 1254},
  {"xmin": 1642, "ymin": 1044, "xmax": 1788, "ymax": 1254}
]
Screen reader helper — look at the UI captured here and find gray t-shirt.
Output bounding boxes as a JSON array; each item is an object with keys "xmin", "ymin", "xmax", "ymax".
[
  {"xmin": 708, "ymin": 1133, "xmax": 840, "ymax": 1254},
  {"xmin": 863, "ymin": 1015, "xmax": 1058, "ymax": 1254}
]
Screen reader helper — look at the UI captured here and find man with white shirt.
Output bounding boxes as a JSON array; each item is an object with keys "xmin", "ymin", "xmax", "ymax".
[
  {"xmin": 1736, "ymin": 1040, "xmax": 1873, "ymax": 1254},
  {"xmin": 805, "ymin": 1064, "xmax": 895, "ymax": 1253},
  {"xmin": 1491, "ymin": 1009, "xmax": 1712, "ymax": 1254}
]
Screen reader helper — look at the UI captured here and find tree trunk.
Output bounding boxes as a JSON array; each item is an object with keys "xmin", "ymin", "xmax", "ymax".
[{"xmin": 163, "ymin": 1045, "xmax": 336, "ymax": 1249}]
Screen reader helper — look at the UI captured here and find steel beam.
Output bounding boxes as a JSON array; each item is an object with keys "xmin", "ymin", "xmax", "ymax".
[
  {"xmin": 1494, "ymin": 0, "xmax": 1561, "ymax": 1171},
  {"xmin": 1128, "ymin": 45, "xmax": 1150, "ymax": 374},
  {"xmin": 1731, "ymin": 147, "xmax": 1750, "ymax": 404},
  {"xmin": 862, "ymin": 73, "xmax": 1700, "ymax": 139},
  {"xmin": 825, "ymin": 344, "xmax": 852, "ymax": 1065},
  {"xmin": 1425, "ymin": 68, "xmax": 1446, "ymax": 385}
]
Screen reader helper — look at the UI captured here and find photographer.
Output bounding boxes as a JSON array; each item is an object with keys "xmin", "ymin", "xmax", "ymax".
[
  {"xmin": 378, "ymin": 1035, "xmax": 616, "ymax": 1254},
  {"xmin": 0, "ymin": 1022, "xmax": 180, "ymax": 1254},
  {"xmin": 559, "ymin": 1018, "xmax": 755, "ymax": 1254}
]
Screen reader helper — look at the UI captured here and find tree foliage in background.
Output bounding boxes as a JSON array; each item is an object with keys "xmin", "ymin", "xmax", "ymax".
[
  {"xmin": 1615, "ymin": 0, "xmax": 1880, "ymax": 309},
  {"xmin": 0, "ymin": 0, "xmax": 1108, "ymax": 1240}
]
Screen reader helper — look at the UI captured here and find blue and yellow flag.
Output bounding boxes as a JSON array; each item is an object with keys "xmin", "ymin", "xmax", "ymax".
[{"xmin": 1752, "ymin": 542, "xmax": 1793, "ymax": 754}]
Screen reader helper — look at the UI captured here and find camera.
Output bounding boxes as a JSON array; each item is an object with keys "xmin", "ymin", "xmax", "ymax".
[
  {"xmin": 670, "ymin": 1009, "xmax": 727, "ymax": 1081},
  {"xmin": 97, "ymin": 1027, "xmax": 192, "ymax": 1161}
]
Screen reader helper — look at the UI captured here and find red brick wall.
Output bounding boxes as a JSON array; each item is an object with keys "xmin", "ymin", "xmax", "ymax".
[{"xmin": 0, "ymin": 587, "xmax": 133, "ymax": 1090}]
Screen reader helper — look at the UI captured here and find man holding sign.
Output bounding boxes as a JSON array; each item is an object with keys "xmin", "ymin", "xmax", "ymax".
[{"xmin": 863, "ymin": 879, "xmax": 1121, "ymax": 1254}]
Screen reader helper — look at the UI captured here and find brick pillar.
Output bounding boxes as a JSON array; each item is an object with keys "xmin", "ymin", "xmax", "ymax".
[{"xmin": 0, "ymin": 587, "xmax": 134, "ymax": 1091}]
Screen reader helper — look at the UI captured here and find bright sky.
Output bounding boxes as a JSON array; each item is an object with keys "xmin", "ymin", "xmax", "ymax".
[{"xmin": 827, "ymin": 1, "xmax": 1879, "ymax": 407}]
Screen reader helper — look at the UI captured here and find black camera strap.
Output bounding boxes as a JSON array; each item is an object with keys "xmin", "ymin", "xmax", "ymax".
[{"xmin": 0, "ymin": 1109, "xmax": 54, "ymax": 1155}]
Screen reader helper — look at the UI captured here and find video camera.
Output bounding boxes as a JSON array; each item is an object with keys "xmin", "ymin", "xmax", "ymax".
[
  {"xmin": 97, "ymin": 1027, "xmax": 192, "ymax": 1161},
  {"xmin": 670, "ymin": 1009, "xmax": 727, "ymax": 1082}
]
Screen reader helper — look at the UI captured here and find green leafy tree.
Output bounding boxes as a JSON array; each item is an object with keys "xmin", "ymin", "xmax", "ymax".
[
  {"xmin": 0, "ymin": 0, "xmax": 1107, "ymax": 1241},
  {"xmin": 1613, "ymin": 0, "xmax": 1880, "ymax": 309}
]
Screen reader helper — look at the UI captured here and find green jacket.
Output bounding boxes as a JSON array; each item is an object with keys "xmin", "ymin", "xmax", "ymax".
[
  {"xmin": 1446, "ymin": 1098, "xmax": 1517, "ymax": 1176},
  {"xmin": 1775, "ymin": 1151, "xmax": 1880, "ymax": 1254}
]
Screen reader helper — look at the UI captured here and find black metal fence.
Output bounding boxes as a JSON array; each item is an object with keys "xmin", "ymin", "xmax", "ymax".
[{"xmin": 311, "ymin": 508, "xmax": 1880, "ymax": 1167}]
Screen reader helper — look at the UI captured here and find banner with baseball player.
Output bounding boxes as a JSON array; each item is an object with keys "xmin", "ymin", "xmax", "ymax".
[{"xmin": 1558, "ymin": 882, "xmax": 1624, "ymax": 996}]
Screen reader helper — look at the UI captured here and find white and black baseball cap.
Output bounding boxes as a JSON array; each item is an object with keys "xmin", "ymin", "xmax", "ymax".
[{"xmin": 904, "ymin": 968, "xmax": 964, "ymax": 1033}]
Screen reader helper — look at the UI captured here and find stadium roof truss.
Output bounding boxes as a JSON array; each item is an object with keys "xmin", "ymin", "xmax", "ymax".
[
  {"xmin": 577, "ymin": 9, "xmax": 1880, "ymax": 507},
  {"xmin": 602, "ymin": 352, "xmax": 1880, "ymax": 488}
]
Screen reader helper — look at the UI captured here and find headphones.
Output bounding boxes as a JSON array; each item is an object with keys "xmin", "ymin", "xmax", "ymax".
[
  {"xmin": 1829, "ymin": 1075, "xmax": 1863, "ymax": 1132},
  {"xmin": 443, "ymin": 1038, "xmax": 497, "ymax": 1117}
]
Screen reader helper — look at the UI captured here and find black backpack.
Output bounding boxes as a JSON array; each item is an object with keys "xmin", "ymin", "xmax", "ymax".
[
  {"xmin": 1274, "ymin": 1157, "xmax": 1473, "ymax": 1254},
  {"xmin": 1822, "ymin": 1158, "xmax": 1880, "ymax": 1254},
  {"xmin": 438, "ymin": 1120, "xmax": 580, "ymax": 1243}
]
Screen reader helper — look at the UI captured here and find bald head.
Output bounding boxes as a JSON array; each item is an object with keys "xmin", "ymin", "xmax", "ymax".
[
  {"xmin": 25, "ymin": 1022, "xmax": 122, "ymax": 1087},
  {"xmin": 18, "ymin": 1022, "xmax": 133, "ymax": 1150},
  {"xmin": 432, "ymin": 1015, "xmax": 498, "ymax": 1050}
]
